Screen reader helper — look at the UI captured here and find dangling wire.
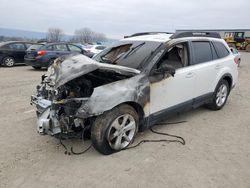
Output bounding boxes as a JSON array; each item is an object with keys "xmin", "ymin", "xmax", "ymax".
[{"xmin": 125, "ymin": 121, "xmax": 187, "ymax": 150}]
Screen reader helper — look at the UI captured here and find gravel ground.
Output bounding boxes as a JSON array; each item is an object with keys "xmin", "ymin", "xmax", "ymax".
[{"xmin": 0, "ymin": 53, "xmax": 250, "ymax": 188}]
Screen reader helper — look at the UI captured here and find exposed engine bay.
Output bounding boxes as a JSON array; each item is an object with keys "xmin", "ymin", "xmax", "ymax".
[{"xmin": 31, "ymin": 54, "xmax": 144, "ymax": 136}]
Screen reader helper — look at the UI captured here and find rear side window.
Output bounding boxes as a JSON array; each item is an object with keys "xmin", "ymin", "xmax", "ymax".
[
  {"xmin": 53, "ymin": 44, "xmax": 68, "ymax": 51},
  {"xmin": 192, "ymin": 41, "xmax": 213, "ymax": 64},
  {"xmin": 212, "ymin": 41, "xmax": 230, "ymax": 58},
  {"xmin": 8, "ymin": 43, "xmax": 26, "ymax": 50}
]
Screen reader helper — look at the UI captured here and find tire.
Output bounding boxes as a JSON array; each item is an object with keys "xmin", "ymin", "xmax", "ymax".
[
  {"xmin": 3, "ymin": 57, "xmax": 15, "ymax": 67},
  {"xmin": 206, "ymin": 79, "xmax": 230, "ymax": 110},
  {"xmin": 32, "ymin": 66, "xmax": 42, "ymax": 70},
  {"xmin": 91, "ymin": 104, "xmax": 139, "ymax": 155}
]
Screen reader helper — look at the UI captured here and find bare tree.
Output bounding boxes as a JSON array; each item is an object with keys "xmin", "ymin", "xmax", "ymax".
[
  {"xmin": 46, "ymin": 28, "xmax": 64, "ymax": 42},
  {"xmin": 73, "ymin": 27, "xmax": 107, "ymax": 44},
  {"xmin": 93, "ymin": 33, "xmax": 107, "ymax": 42}
]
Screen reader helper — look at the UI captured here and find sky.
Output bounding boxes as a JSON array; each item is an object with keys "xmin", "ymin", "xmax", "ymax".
[{"xmin": 0, "ymin": 0, "xmax": 249, "ymax": 39}]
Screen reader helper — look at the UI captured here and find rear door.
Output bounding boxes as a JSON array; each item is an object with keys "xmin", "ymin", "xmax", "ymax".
[
  {"xmin": 52, "ymin": 44, "xmax": 70, "ymax": 57},
  {"xmin": 8, "ymin": 43, "xmax": 26, "ymax": 63},
  {"xmin": 190, "ymin": 40, "xmax": 220, "ymax": 101}
]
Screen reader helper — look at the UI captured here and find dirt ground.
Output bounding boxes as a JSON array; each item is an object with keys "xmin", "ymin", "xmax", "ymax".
[{"xmin": 0, "ymin": 53, "xmax": 250, "ymax": 188}]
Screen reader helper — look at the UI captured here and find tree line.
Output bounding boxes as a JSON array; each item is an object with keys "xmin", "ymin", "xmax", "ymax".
[
  {"xmin": 46, "ymin": 27, "xmax": 107, "ymax": 43},
  {"xmin": 0, "ymin": 27, "xmax": 107, "ymax": 44}
]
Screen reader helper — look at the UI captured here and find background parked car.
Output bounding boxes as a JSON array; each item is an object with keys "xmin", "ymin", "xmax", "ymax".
[
  {"xmin": 230, "ymin": 47, "xmax": 241, "ymax": 67},
  {"xmin": 25, "ymin": 42, "xmax": 92, "ymax": 69},
  {"xmin": 83, "ymin": 45, "xmax": 106, "ymax": 57},
  {"xmin": 0, "ymin": 41, "xmax": 36, "ymax": 67}
]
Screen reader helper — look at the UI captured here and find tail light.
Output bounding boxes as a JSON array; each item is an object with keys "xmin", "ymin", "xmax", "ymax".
[
  {"xmin": 37, "ymin": 50, "xmax": 46, "ymax": 56},
  {"xmin": 234, "ymin": 57, "xmax": 239, "ymax": 65}
]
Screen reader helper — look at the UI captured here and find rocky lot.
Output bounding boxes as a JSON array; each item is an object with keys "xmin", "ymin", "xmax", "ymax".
[{"xmin": 0, "ymin": 53, "xmax": 250, "ymax": 188}]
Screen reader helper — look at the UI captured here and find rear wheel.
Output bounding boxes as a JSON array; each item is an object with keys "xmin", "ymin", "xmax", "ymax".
[
  {"xmin": 91, "ymin": 104, "xmax": 138, "ymax": 155},
  {"xmin": 206, "ymin": 79, "xmax": 229, "ymax": 110},
  {"xmin": 3, "ymin": 57, "xmax": 15, "ymax": 67}
]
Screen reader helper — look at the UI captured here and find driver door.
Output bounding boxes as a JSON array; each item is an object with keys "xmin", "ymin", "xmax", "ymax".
[{"xmin": 149, "ymin": 42, "xmax": 195, "ymax": 121}]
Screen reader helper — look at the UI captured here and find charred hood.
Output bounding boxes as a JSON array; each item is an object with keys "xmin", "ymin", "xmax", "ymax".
[{"xmin": 46, "ymin": 54, "xmax": 140, "ymax": 88}]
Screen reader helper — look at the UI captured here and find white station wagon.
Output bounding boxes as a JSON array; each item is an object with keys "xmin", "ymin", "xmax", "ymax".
[{"xmin": 31, "ymin": 31, "xmax": 238, "ymax": 155}]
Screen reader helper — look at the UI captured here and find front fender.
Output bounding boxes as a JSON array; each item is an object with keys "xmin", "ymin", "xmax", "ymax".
[{"xmin": 76, "ymin": 74, "xmax": 150, "ymax": 118}]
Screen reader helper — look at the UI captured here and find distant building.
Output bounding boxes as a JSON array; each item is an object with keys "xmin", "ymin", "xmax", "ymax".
[{"xmin": 176, "ymin": 29, "xmax": 250, "ymax": 38}]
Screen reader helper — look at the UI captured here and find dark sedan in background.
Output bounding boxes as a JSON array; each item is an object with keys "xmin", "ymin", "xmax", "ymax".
[
  {"xmin": 0, "ymin": 41, "xmax": 36, "ymax": 67},
  {"xmin": 25, "ymin": 42, "xmax": 93, "ymax": 69}
]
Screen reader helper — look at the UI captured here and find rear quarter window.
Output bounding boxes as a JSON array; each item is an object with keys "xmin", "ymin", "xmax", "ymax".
[
  {"xmin": 212, "ymin": 41, "xmax": 230, "ymax": 58},
  {"xmin": 8, "ymin": 43, "xmax": 26, "ymax": 50}
]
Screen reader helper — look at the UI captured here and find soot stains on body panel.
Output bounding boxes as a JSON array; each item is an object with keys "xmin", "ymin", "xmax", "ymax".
[
  {"xmin": 32, "ymin": 54, "xmax": 150, "ymax": 136},
  {"xmin": 46, "ymin": 54, "xmax": 140, "ymax": 88},
  {"xmin": 76, "ymin": 74, "xmax": 150, "ymax": 118}
]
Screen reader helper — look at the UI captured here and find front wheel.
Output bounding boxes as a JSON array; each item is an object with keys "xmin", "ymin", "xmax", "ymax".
[
  {"xmin": 91, "ymin": 104, "xmax": 138, "ymax": 155},
  {"xmin": 3, "ymin": 57, "xmax": 15, "ymax": 67},
  {"xmin": 206, "ymin": 79, "xmax": 230, "ymax": 110}
]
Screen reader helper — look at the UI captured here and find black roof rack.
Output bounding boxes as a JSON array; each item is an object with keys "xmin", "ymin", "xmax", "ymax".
[
  {"xmin": 124, "ymin": 32, "xmax": 173, "ymax": 38},
  {"xmin": 170, "ymin": 31, "xmax": 221, "ymax": 39}
]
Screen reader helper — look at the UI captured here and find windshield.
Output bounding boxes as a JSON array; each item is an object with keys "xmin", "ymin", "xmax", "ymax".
[
  {"xmin": 93, "ymin": 40, "xmax": 161, "ymax": 70},
  {"xmin": 27, "ymin": 44, "xmax": 44, "ymax": 51}
]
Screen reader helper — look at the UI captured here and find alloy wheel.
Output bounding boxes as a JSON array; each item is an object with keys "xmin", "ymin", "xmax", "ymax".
[
  {"xmin": 107, "ymin": 114, "xmax": 136, "ymax": 150},
  {"xmin": 216, "ymin": 84, "xmax": 228, "ymax": 107},
  {"xmin": 4, "ymin": 57, "xmax": 15, "ymax": 67}
]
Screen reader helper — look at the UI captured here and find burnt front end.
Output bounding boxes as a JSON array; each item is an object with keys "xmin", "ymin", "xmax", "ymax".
[
  {"xmin": 31, "ymin": 74, "xmax": 92, "ymax": 136},
  {"xmin": 30, "ymin": 55, "xmax": 142, "ymax": 137}
]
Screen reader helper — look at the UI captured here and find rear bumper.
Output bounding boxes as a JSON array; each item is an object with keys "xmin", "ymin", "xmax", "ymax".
[{"xmin": 25, "ymin": 57, "xmax": 49, "ymax": 67}]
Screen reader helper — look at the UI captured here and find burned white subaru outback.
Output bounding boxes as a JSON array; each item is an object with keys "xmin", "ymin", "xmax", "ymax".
[{"xmin": 31, "ymin": 32, "xmax": 238, "ymax": 155}]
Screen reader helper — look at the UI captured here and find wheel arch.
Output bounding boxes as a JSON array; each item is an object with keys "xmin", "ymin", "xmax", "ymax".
[
  {"xmin": 115, "ymin": 101, "xmax": 146, "ymax": 131},
  {"xmin": 221, "ymin": 73, "xmax": 233, "ymax": 90}
]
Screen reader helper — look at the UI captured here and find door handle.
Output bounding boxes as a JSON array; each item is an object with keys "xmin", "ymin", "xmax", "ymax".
[{"xmin": 185, "ymin": 72, "xmax": 193, "ymax": 78}]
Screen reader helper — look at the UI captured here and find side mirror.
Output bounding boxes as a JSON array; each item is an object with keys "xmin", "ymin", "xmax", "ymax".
[
  {"xmin": 149, "ymin": 64, "xmax": 176, "ymax": 83},
  {"xmin": 159, "ymin": 64, "xmax": 176, "ymax": 77}
]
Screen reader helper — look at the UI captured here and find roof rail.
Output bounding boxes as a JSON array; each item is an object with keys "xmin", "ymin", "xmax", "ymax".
[
  {"xmin": 124, "ymin": 32, "xmax": 173, "ymax": 38},
  {"xmin": 170, "ymin": 31, "xmax": 221, "ymax": 39}
]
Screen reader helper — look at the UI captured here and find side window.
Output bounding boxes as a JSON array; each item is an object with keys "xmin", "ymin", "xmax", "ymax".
[
  {"xmin": 8, "ymin": 43, "xmax": 26, "ymax": 50},
  {"xmin": 157, "ymin": 42, "xmax": 189, "ymax": 69},
  {"xmin": 68, "ymin": 45, "xmax": 82, "ymax": 53},
  {"xmin": 213, "ymin": 41, "xmax": 230, "ymax": 58},
  {"xmin": 46, "ymin": 45, "xmax": 53, "ymax": 51},
  {"xmin": 192, "ymin": 41, "xmax": 213, "ymax": 64},
  {"xmin": 53, "ymin": 44, "xmax": 68, "ymax": 51}
]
